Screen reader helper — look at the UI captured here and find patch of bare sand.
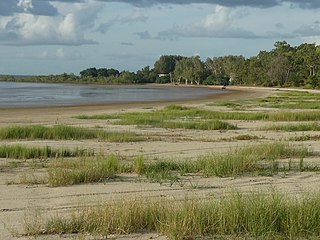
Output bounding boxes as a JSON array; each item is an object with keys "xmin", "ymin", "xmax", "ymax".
[{"xmin": 1, "ymin": 86, "xmax": 320, "ymax": 239}]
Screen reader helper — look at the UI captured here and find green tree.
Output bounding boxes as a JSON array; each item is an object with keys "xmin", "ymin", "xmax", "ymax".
[
  {"xmin": 80, "ymin": 68, "xmax": 98, "ymax": 78},
  {"xmin": 173, "ymin": 56, "xmax": 205, "ymax": 85},
  {"xmin": 154, "ymin": 55, "xmax": 184, "ymax": 74}
]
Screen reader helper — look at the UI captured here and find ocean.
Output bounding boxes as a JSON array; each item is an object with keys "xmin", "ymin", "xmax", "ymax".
[{"xmin": 0, "ymin": 81, "xmax": 224, "ymax": 108}]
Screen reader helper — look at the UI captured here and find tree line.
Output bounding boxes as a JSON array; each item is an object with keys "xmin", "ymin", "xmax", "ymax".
[{"xmin": 1, "ymin": 41, "xmax": 320, "ymax": 88}]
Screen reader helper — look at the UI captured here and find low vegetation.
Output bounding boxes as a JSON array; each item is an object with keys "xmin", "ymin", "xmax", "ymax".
[
  {"xmin": 0, "ymin": 144, "xmax": 94, "ymax": 159},
  {"xmin": 262, "ymin": 122, "xmax": 320, "ymax": 132},
  {"xmin": 213, "ymin": 91, "xmax": 320, "ymax": 110},
  {"xmin": 77, "ymin": 105, "xmax": 320, "ymax": 128},
  {"xmin": 291, "ymin": 134, "xmax": 320, "ymax": 141},
  {"xmin": 24, "ymin": 191, "xmax": 320, "ymax": 239},
  {"xmin": 44, "ymin": 142, "xmax": 313, "ymax": 187},
  {"xmin": 0, "ymin": 125, "xmax": 142, "ymax": 142},
  {"xmin": 48, "ymin": 155, "xmax": 123, "ymax": 187}
]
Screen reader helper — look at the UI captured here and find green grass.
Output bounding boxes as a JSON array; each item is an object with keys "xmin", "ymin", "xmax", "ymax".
[
  {"xmin": 196, "ymin": 142, "xmax": 309, "ymax": 177},
  {"xmin": 291, "ymin": 134, "xmax": 320, "ymax": 141},
  {"xmin": 0, "ymin": 144, "xmax": 94, "ymax": 159},
  {"xmin": 43, "ymin": 142, "xmax": 312, "ymax": 187},
  {"xmin": 47, "ymin": 155, "xmax": 124, "ymax": 187},
  {"xmin": 212, "ymin": 91, "xmax": 320, "ymax": 110},
  {"xmin": 137, "ymin": 142, "xmax": 310, "ymax": 180},
  {"xmin": 262, "ymin": 122, "xmax": 320, "ymax": 132},
  {"xmin": 0, "ymin": 125, "xmax": 142, "ymax": 142},
  {"xmin": 76, "ymin": 105, "xmax": 320, "ymax": 127},
  {"xmin": 23, "ymin": 191, "xmax": 320, "ymax": 239}
]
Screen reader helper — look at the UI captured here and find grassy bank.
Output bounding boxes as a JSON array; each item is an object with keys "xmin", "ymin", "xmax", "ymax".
[
  {"xmin": 24, "ymin": 191, "xmax": 320, "ymax": 239},
  {"xmin": 0, "ymin": 125, "xmax": 142, "ymax": 142}
]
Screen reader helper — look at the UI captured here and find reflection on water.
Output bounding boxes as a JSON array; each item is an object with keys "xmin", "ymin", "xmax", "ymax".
[{"xmin": 0, "ymin": 82, "xmax": 224, "ymax": 108}]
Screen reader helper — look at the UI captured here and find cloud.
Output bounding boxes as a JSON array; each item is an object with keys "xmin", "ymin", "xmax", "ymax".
[
  {"xmin": 98, "ymin": 0, "xmax": 320, "ymax": 9},
  {"xmin": 158, "ymin": 6, "xmax": 258, "ymax": 39},
  {"xmin": 96, "ymin": 10, "xmax": 148, "ymax": 34},
  {"xmin": 0, "ymin": 1, "xmax": 103, "ymax": 45},
  {"xmin": 120, "ymin": 42, "xmax": 134, "ymax": 45},
  {"xmin": 294, "ymin": 21, "xmax": 320, "ymax": 37},
  {"xmin": 135, "ymin": 31, "xmax": 152, "ymax": 39},
  {"xmin": 288, "ymin": 0, "xmax": 320, "ymax": 9},
  {"xmin": 2, "ymin": 0, "xmax": 320, "ymax": 18},
  {"xmin": 0, "ymin": 0, "xmax": 58, "ymax": 16},
  {"xmin": 16, "ymin": 47, "xmax": 83, "ymax": 60},
  {"xmin": 119, "ymin": 10, "xmax": 148, "ymax": 24},
  {"xmin": 95, "ymin": 21, "xmax": 115, "ymax": 34}
]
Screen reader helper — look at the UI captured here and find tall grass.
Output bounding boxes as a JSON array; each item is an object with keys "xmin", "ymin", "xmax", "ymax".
[
  {"xmin": 0, "ymin": 144, "xmax": 94, "ymax": 159},
  {"xmin": 48, "ymin": 155, "xmax": 124, "ymax": 187},
  {"xmin": 0, "ymin": 125, "xmax": 142, "ymax": 142},
  {"xmin": 24, "ymin": 191, "xmax": 320, "ymax": 239},
  {"xmin": 197, "ymin": 142, "xmax": 309, "ymax": 177}
]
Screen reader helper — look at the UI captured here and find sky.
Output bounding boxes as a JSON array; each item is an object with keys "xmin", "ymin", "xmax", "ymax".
[{"xmin": 1, "ymin": 0, "xmax": 320, "ymax": 75}]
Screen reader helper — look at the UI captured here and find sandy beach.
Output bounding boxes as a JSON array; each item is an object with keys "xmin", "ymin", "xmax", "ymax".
[{"xmin": 1, "ymin": 85, "xmax": 320, "ymax": 239}]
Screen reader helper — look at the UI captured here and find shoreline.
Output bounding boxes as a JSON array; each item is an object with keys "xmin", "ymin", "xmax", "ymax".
[
  {"xmin": 0, "ymin": 85, "xmax": 270, "ymax": 113},
  {"xmin": 0, "ymin": 85, "xmax": 273, "ymax": 127}
]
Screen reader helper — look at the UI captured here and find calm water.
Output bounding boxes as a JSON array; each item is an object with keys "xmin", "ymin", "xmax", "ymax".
[{"xmin": 0, "ymin": 81, "xmax": 225, "ymax": 108}]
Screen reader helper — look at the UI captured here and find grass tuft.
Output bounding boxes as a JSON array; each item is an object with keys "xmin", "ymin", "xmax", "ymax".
[
  {"xmin": 262, "ymin": 122, "xmax": 320, "ymax": 132},
  {"xmin": 0, "ymin": 144, "xmax": 94, "ymax": 159},
  {"xmin": 41, "ymin": 142, "xmax": 313, "ymax": 186},
  {"xmin": 76, "ymin": 105, "xmax": 320, "ymax": 128},
  {"xmin": 47, "ymin": 155, "xmax": 124, "ymax": 187},
  {"xmin": 212, "ymin": 91, "xmax": 320, "ymax": 110},
  {"xmin": 24, "ymin": 191, "xmax": 320, "ymax": 239},
  {"xmin": 0, "ymin": 125, "xmax": 142, "ymax": 142}
]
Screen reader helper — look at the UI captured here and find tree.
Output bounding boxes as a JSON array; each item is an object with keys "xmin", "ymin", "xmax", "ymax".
[
  {"xmin": 154, "ymin": 55, "xmax": 184, "ymax": 74},
  {"xmin": 80, "ymin": 68, "xmax": 98, "ymax": 78},
  {"xmin": 173, "ymin": 56, "xmax": 205, "ymax": 85},
  {"xmin": 136, "ymin": 66, "xmax": 157, "ymax": 83},
  {"xmin": 267, "ymin": 55, "xmax": 291, "ymax": 87}
]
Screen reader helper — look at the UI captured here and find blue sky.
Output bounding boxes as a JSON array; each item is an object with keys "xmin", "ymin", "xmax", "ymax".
[{"xmin": 0, "ymin": 0, "xmax": 320, "ymax": 75}]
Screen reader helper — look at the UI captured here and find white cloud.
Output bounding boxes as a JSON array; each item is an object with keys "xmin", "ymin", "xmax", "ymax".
[
  {"xmin": 96, "ymin": 9, "xmax": 148, "ymax": 34},
  {"xmin": 158, "ymin": 6, "xmax": 257, "ymax": 39},
  {"xmin": 17, "ymin": 0, "xmax": 34, "ymax": 12},
  {"xmin": 119, "ymin": 10, "xmax": 148, "ymax": 24},
  {"xmin": 0, "ymin": 0, "xmax": 58, "ymax": 16},
  {"xmin": 203, "ymin": 6, "xmax": 232, "ymax": 31},
  {"xmin": 0, "ymin": 0, "xmax": 103, "ymax": 45},
  {"xmin": 56, "ymin": 48, "xmax": 65, "ymax": 58},
  {"xmin": 294, "ymin": 21, "xmax": 320, "ymax": 37}
]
